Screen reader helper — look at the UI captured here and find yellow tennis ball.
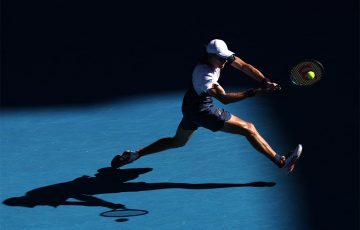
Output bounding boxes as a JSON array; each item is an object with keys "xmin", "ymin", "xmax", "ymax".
[{"xmin": 307, "ymin": 71, "xmax": 315, "ymax": 80}]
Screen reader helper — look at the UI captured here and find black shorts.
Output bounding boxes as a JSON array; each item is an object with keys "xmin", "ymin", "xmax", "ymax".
[{"xmin": 179, "ymin": 106, "xmax": 232, "ymax": 132}]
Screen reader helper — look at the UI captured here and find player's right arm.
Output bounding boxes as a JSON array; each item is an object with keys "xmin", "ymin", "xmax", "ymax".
[{"xmin": 208, "ymin": 84, "xmax": 260, "ymax": 105}]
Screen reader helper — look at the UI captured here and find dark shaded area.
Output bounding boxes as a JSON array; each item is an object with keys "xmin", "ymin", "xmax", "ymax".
[
  {"xmin": 3, "ymin": 167, "xmax": 275, "ymax": 209},
  {"xmin": 100, "ymin": 209, "xmax": 148, "ymax": 218},
  {"xmin": 1, "ymin": 0, "xmax": 358, "ymax": 229},
  {"xmin": 2, "ymin": 1, "xmax": 356, "ymax": 108}
]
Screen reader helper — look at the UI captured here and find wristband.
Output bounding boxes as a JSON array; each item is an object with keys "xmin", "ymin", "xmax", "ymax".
[
  {"xmin": 261, "ymin": 78, "xmax": 271, "ymax": 88},
  {"xmin": 244, "ymin": 89, "xmax": 256, "ymax": 97}
]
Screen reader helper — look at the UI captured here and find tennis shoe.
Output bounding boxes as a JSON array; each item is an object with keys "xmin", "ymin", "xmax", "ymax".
[
  {"xmin": 111, "ymin": 150, "xmax": 139, "ymax": 169},
  {"xmin": 283, "ymin": 144, "xmax": 303, "ymax": 173}
]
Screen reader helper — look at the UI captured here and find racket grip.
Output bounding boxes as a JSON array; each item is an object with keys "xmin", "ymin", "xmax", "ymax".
[
  {"xmin": 261, "ymin": 78, "xmax": 271, "ymax": 84},
  {"xmin": 261, "ymin": 78, "xmax": 271, "ymax": 88}
]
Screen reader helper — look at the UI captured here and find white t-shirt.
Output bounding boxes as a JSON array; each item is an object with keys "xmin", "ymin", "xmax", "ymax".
[{"xmin": 192, "ymin": 64, "xmax": 221, "ymax": 95}]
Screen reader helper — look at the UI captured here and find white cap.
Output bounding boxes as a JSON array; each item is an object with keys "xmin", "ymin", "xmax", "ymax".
[{"xmin": 206, "ymin": 39, "xmax": 234, "ymax": 58}]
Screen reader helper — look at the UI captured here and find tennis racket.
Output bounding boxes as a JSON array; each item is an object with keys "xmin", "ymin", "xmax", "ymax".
[{"xmin": 290, "ymin": 59, "xmax": 324, "ymax": 86}]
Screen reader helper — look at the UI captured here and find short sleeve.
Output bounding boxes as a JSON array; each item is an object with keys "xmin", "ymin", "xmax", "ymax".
[{"xmin": 192, "ymin": 64, "xmax": 221, "ymax": 95}]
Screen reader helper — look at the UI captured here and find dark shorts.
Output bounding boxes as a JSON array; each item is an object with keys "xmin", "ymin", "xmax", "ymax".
[{"xmin": 179, "ymin": 106, "xmax": 232, "ymax": 132}]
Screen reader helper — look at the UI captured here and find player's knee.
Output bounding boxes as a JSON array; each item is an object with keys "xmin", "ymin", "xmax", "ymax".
[
  {"xmin": 244, "ymin": 122, "xmax": 257, "ymax": 136},
  {"xmin": 172, "ymin": 137, "xmax": 188, "ymax": 148}
]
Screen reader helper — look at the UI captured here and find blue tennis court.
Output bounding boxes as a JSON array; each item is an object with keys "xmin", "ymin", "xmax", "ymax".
[{"xmin": 0, "ymin": 91, "xmax": 310, "ymax": 229}]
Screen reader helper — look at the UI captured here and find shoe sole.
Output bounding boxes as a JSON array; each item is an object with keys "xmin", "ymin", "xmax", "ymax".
[
  {"xmin": 111, "ymin": 155, "xmax": 128, "ymax": 169},
  {"xmin": 284, "ymin": 144, "xmax": 303, "ymax": 169}
]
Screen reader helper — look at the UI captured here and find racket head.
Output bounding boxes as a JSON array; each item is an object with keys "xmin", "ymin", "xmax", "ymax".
[
  {"xmin": 290, "ymin": 59, "xmax": 324, "ymax": 86},
  {"xmin": 100, "ymin": 209, "xmax": 148, "ymax": 218}
]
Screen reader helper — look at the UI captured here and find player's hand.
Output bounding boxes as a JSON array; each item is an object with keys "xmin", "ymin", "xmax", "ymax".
[
  {"xmin": 254, "ymin": 87, "xmax": 269, "ymax": 96},
  {"xmin": 255, "ymin": 84, "xmax": 281, "ymax": 96},
  {"xmin": 262, "ymin": 81, "xmax": 281, "ymax": 92}
]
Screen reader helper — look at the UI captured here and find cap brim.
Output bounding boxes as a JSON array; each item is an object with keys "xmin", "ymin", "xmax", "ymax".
[{"xmin": 217, "ymin": 50, "xmax": 234, "ymax": 58}]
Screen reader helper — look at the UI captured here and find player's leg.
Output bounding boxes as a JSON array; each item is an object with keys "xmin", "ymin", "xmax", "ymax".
[
  {"xmin": 221, "ymin": 114, "xmax": 282, "ymax": 165},
  {"xmin": 221, "ymin": 114, "xmax": 303, "ymax": 172},
  {"xmin": 137, "ymin": 126, "xmax": 195, "ymax": 157},
  {"xmin": 111, "ymin": 119, "xmax": 197, "ymax": 169}
]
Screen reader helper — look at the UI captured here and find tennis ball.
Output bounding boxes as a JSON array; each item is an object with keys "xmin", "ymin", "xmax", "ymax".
[{"xmin": 307, "ymin": 71, "xmax": 315, "ymax": 80}]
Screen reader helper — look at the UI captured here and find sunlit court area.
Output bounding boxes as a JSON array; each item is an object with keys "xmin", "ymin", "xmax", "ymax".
[{"xmin": 1, "ymin": 93, "xmax": 308, "ymax": 229}]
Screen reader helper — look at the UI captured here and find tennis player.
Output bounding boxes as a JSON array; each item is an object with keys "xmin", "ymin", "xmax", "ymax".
[{"xmin": 111, "ymin": 39, "xmax": 302, "ymax": 173}]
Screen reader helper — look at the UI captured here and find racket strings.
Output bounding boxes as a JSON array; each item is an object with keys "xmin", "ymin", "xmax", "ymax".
[{"xmin": 290, "ymin": 60, "xmax": 323, "ymax": 86}]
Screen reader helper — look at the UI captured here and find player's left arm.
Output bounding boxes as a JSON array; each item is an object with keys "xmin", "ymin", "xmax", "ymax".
[
  {"xmin": 230, "ymin": 55, "xmax": 279, "ymax": 89},
  {"xmin": 230, "ymin": 56, "xmax": 265, "ymax": 82}
]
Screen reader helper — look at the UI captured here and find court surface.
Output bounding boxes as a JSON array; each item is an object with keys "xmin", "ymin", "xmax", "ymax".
[{"xmin": 0, "ymin": 90, "xmax": 310, "ymax": 229}]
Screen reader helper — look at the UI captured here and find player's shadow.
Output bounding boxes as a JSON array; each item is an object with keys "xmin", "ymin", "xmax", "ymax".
[{"xmin": 3, "ymin": 167, "xmax": 276, "ymax": 211}]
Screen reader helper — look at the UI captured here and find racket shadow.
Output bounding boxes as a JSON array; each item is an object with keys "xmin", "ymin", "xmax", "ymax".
[{"xmin": 3, "ymin": 167, "xmax": 276, "ymax": 216}]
